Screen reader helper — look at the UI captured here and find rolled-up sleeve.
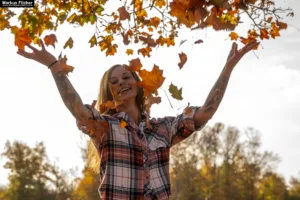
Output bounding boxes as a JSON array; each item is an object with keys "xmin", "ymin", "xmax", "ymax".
[
  {"xmin": 76, "ymin": 104, "xmax": 110, "ymax": 145},
  {"xmin": 165, "ymin": 106, "xmax": 206, "ymax": 147}
]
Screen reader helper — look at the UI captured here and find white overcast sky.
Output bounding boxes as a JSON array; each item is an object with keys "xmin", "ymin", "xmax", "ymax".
[{"xmin": 0, "ymin": 0, "xmax": 299, "ymax": 186}]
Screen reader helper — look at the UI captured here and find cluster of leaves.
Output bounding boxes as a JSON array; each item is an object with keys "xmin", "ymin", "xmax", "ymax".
[{"xmin": 0, "ymin": 0, "xmax": 293, "ymax": 121}]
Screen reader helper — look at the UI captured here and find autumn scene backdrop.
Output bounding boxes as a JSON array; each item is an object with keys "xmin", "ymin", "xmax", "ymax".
[{"xmin": 1, "ymin": 0, "xmax": 300, "ymax": 199}]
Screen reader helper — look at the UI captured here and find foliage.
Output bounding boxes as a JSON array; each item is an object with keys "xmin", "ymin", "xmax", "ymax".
[
  {"xmin": 1, "ymin": 141, "xmax": 74, "ymax": 200},
  {"xmin": 0, "ymin": 0, "xmax": 294, "ymax": 116}
]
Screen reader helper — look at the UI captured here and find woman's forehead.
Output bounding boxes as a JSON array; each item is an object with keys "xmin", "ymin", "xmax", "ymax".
[{"xmin": 110, "ymin": 65, "xmax": 131, "ymax": 78}]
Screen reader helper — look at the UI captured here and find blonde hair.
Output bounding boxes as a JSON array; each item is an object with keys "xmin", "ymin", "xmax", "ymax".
[{"xmin": 87, "ymin": 64, "xmax": 144, "ymax": 172}]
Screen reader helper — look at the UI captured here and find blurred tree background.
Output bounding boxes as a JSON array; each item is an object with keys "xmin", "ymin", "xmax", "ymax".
[{"xmin": 1, "ymin": 123, "xmax": 300, "ymax": 200}]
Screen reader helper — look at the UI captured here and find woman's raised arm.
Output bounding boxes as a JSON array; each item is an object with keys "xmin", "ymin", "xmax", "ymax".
[
  {"xmin": 17, "ymin": 39, "xmax": 93, "ymax": 125},
  {"xmin": 193, "ymin": 41, "xmax": 259, "ymax": 127}
]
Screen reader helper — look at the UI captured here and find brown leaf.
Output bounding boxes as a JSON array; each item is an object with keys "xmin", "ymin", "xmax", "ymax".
[
  {"xmin": 118, "ymin": 6, "xmax": 130, "ymax": 21},
  {"xmin": 126, "ymin": 58, "xmax": 142, "ymax": 72},
  {"xmin": 178, "ymin": 52, "xmax": 187, "ymax": 69},
  {"xmin": 194, "ymin": 39, "xmax": 204, "ymax": 44},
  {"xmin": 43, "ymin": 34, "xmax": 57, "ymax": 48}
]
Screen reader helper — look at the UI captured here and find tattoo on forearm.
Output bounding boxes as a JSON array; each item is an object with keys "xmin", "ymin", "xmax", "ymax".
[
  {"xmin": 53, "ymin": 72, "xmax": 85, "ymax": 120},
  {"xmin": 203, "ymin": 68, "xmax": 230, "ymax": 114}
]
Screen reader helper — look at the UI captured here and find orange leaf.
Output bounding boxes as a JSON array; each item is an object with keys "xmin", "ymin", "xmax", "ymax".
[
  {"xmin": 118, "ymin": 6, "xmax": 130, "ymax": 21},
  {"xmin": 137, "ymin": 65, "xmax": 165, "ymax": 96},
  {"xmin": 184, "ymin": 103, "xmax": 193, "ymax": 115},
  {"xmin": 43, "ymin": 34, "xmax": 57, "ymax": 48},
  {"xmin": 120, "ymin": 119, "xmax": 127, "ymax": 128},
  {"xmin": 58, "ymin": 54, "xmax": 74, "ymax": 75},
  {"xmin": 99, "ymin": 100, "xmax": 116, "ymax": 113},
  {"xmin": 270, "ymin": 24, "xmax": 280, "ymax": 39},
  {"xmin": 260, "ymin": 29, "xmax": 269, "ymax": 40},
  {"xmin": 126, "ymin": 49, "xmax": 134, "ymax": 55},
  {"xmin": 178, "ymin": 52, "xmax": 187, "ymax": 69},
  {"xmin": 14, "ymin": 27, "xmax": 32, "ymax": 50},
  {"xmin": 229, "ymin": 32, "xmax": 239, "ymax": 41},
  {"xmin": 126, "ymin": 58, "xmax": 142, "ymax": 72},
  {"xmin": 138, "ymin": 46, "xmax": 152, "ymax": 57},
  {"xmin": 276, "ymin": 21, "xmax": 287, "ymax": 30}
]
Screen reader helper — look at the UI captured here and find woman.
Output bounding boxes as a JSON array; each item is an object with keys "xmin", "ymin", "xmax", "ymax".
[{"xmin": 17, "ymin": 39, "xmax": 258, "ymax": 199}]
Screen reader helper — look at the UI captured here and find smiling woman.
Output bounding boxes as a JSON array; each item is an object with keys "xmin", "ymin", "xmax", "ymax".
[{"xmin": 16, "ymin": 38, "xmax": 258, "ymax": 199}]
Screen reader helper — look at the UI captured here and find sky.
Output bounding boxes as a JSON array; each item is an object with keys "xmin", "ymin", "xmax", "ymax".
[{"xmin": 0, "ymin": 0, "xmax": 300, "ymax": 186}]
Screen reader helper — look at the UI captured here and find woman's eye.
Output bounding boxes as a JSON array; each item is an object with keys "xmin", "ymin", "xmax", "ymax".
[
  {"xmin": 110, "ymin": 80, "xmax": 118, "ymax": 84},
  {"xmin": 123, "ymin": 76, "xmax": 131, "ymax": 80}
]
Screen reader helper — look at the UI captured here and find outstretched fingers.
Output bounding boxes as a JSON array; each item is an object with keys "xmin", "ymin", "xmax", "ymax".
[
  {"xmin": 17, "ymin": 49, "xmax": 36, "ymax": 59},
  {"xmin": 39, "ymin": 39, "xmax": 46, "ymax": 51},
  {"xmin": 242, "ymin": 40, "xmax": 260, "ymax": 54},
  {"xmin": 24, "ymin": 42, "xmax": 39, "ymax": 52}
]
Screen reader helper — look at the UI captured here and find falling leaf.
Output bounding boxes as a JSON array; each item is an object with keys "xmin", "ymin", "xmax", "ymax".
[
  {"xmin": 270, "ymin": 24, "xmax": 280, "ymax": 39},
  {"xmin": 63, "ymin": 37, "xmax": 74, "ymax": 49},
  {"xmin": 88, "ymin": 35, "xmax": 97, "ymax": 47},
  {"xmin": 126, "ymin": 58, "xmax": 142, "ymax": 72},
  {"xmin": 276, "ymin": 21, "xmax": 287, "ymax": 29},
  {"xmin": 229, "ymin": 32, "xmax": 239, "ymax": 41},
  {"xmin": 43, "ymin": 34, "xmax": 57, "ymax": 48},
  {"xmin": 119, "ymin": 119, "xmax": 127, "ymax": 128},
  {"xmin": 137, "ymin": 65, "xmax": 165, "ymax": 96},
  {"xmin": 267, "ymin": 17, "xmax": 273, "ymax": 23},
  {"xmin": 180, "ymin": 39, "xmax": 187, "ymax": 46},
  {"xmin": 178, "ymin": 52, "xmax": 187, "ymax": 69},
  {"xmin": 118, "ymin": 6, "xmax": 130, "ymax": 21},
  {"xmin": 121, "ymin": 32, "xmax": 130, "ymax": 45},
  {"xmin": 184, "ymin": 103, "xmax": 193, "ymax": 115},
  {"xmin": 126, "ymin": 49, "xmax": 134, "ymax": 55},
  {"xmin": 194, "ymin": 39, "xmax": 203, "ymax": 44},
  {"xmin": 260, "ymin": 29, "xmax": 269, "ymax": 40},
  {"xmin": 144, "ymin": 94, "xmax": 161, "ymax": 127},
  {"xmin": 169, "ymin": 83, "xmax": 183, "ymax": 100},
  {"xmin": 14, "ymin": 27, "xmax": 32, "ymax": 50},
  {"xmin": 138, "ymin": 46, "xmax": 152, "ymax": 57},
  {"xmin": 58, "ymin": 54, "xmax": 74, "ymax": 75}
]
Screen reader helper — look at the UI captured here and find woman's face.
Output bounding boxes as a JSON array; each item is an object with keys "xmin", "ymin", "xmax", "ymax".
[{"xmin": 109, "ymin": 65, "xmax": 138, "ymax": 105}]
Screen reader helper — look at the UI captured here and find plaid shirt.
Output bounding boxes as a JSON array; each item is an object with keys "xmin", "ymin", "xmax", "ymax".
[{"xmin": 79, "ymin": 105, "xmax": 205, "ymax": 200}]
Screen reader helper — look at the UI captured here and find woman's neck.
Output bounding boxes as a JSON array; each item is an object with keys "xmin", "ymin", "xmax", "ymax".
[{"xmin": 118, "ymin": 103, "xmax": 141, "ymax": 125}]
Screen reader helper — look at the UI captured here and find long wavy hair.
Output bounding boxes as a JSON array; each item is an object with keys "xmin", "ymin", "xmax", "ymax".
[{"xmin": 87, "ymin": 64, "xmax": 144, "ymax": 172}]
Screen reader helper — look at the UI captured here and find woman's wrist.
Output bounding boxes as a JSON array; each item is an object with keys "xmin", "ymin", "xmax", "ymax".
[{"xmin": 49, "ymin": 61, "xmax": 64, "ymax": 75}]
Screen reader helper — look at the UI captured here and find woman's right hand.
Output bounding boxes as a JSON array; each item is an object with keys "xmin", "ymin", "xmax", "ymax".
[{"xmin": 17, "ymin": 39, "xmax": 57, "ymax": 67}]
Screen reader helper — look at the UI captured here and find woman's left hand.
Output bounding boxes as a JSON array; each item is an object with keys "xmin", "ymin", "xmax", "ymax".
[{"xmin": 226, "ymin": 40, "xmax": 260, "ymax": 70}]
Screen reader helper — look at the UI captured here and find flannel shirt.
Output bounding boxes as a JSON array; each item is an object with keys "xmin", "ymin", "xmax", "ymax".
[{"xmin": 79, "ymin": 105, "xmax": 205, "ymax": 200}]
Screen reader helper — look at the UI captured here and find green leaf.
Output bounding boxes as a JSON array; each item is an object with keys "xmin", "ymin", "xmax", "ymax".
[
  {"xmin": 169, "ymin": 83, "xmax": 183, "ymax": 100},
  {"xmin": 63, "ymin": 37, "xmax": 73, "ymax": 49}
]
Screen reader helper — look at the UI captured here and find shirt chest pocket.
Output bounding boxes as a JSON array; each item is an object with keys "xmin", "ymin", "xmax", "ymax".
[
  {"xmin": 111, "ymin": 124, "xmax": 130, "ymax": 145},
  {"xmin": 147, "ymin": 131, "xmax": 170, "ymax": 151}
]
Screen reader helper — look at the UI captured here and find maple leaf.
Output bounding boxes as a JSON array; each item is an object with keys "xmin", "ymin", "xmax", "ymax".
[
  {"xmin": 58, "ymin": 54, "xmax": 74, "ymax": 75},
  {"xmin": 118, "ymin": 6, "xmax": 130, "ymax": 21},
  {"xmin": 260, "ymin": 29, "xmax": 269, "ymax": 40},
  {"xmin": 169, "ymin": 83, "xmax": 183, "ymax": 100},
  {"xmin": 100, "ymin": 100, "xmax": 116, "ymax": 113},
  {"xmin": 270, "ymin": 24, "xmax": 280, "ymax": 39},
  {"xmin": 138, "ymin": 46, "xmax": 152, "ymax": 57},
  {"xmin": 178, "ymin": 52, "xmax": 187, "ymax": 69},
  {"xmin": 276, "ymin": 21, "xmax": 287, "ymax": 30},
  {"xmin": 139, "ymin": 36, "xmax": 156, "ymax": 47},
  {"xmin": 43, "ymin": 34, "xmax": 57, "ymax": 48},
  {"xmin": 63, "ymin": 37, "xmax": 74, "ymax": 49},
  {"xmin": 126, "ymin": 49, "xmax": 133, "ymax": 55},
  {"xmin": 13, "ymin": 27, "xmax": 32, "ymax": 50},
  {"xmin": 229, "ymin": 32, "xmax": 239, "ymax": 41},
  {"xmin": 155, "ymin": 0, "xmax": 166, "ymax": 8},
  {"xmin": 88, "ymin": 35, "xmax": 97, "ymax": 47},
  {"xmin": 137, "ymin": 65, "xmax": 165, "ymax": 96},
  {"xmin": 126, "ymin": 58, "xmax": 142, "ymax": 72}
]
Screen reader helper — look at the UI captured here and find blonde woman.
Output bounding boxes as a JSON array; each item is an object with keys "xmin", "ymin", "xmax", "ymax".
[{"xmin": 17, "ymin": 39, "xmax": 258, "ymax": 200}]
